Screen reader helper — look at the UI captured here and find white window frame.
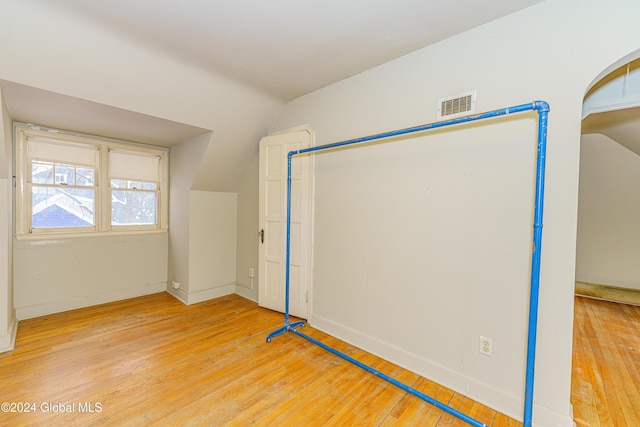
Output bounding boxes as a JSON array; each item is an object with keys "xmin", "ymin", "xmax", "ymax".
[{"xmin": 15, "ymin": 125, "xmax": 168, "ymax": 239}]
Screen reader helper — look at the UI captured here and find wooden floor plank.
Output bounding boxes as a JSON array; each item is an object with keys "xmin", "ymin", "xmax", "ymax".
[
  {"xmin": 571, "ymin": 296, "xmax": 640, "ymax": 427},
  {"xmin": 0, "ymin": 292, "xmax": 523, "ymax": 426}
]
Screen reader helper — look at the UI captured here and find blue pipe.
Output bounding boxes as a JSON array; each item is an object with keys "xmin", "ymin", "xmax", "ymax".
[
  {"xmin": 267, "ymin": 101, "xmax": 550, "ymax": 427},
  {"xmin": 265, "ymin": 153, "xmax": 305, "ymax": 342},
  {"xmin": 287, "ymin": 102, "xmax": 537, "ymax": 157},
  {"xmin": 291, "ymin": 327, "xmax": 488, "ymax": 427},
  {"xmin": 523, "ymin": 101, "xmax": 550, "ymax": 427}
]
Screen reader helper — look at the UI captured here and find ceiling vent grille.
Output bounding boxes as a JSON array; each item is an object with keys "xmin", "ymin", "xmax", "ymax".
[{"xmin": 437, "ymin": 90, "xmax": 476, "ymax": 120}]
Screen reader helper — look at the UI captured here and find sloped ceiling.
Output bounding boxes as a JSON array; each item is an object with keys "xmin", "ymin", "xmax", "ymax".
[
  {"xmin": 583, "ymin": 107, "xmax": 640, "ymax": 156},
  {"xmin": 47, "ymin": 0, "xmax": 544, "ymax": 101},
  {"xmin": 2, "ymin": 0, "xmax": 544, "ymax": 191},
  {"xmin": 583, "ymin": 58, "xmax": 640, "ymax": 156},
  {"xmin": 1, "ymin": 81, "xmax": 209, "ymax": 147}
]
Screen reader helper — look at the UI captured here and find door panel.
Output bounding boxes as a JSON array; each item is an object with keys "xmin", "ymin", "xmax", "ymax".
[{"xmin": 258, "ymin": 129, "xmax": 312, "ymax": 319}]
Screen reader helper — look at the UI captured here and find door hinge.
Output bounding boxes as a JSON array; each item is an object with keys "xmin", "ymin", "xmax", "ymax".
[{"xmin": 305, "ymin": 291, "xmax": 309, "ymax": 303}]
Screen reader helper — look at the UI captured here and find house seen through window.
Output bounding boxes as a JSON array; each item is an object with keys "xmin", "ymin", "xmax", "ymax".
[{"xmin": 16, "ymin": 125, "xmax": 168, "ymax": 236}]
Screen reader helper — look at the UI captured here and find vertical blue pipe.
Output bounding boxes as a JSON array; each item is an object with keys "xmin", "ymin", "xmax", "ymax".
[
  {"xmin": 523, "ymin": 101, "xmax": 550, "ymax": 427},
  {"xmin": 284, "ymin": 152, "xmax": 292, "ymax": 325},
  {"xmin": 265, "ymin": 152, "xmax": 304, "ymax": 342},
  {"xmin": 267, "ymin": 101, "xmax": 550, "ymax": 427}
]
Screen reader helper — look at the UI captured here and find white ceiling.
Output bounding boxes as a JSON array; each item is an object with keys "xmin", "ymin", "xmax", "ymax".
[
  {"xmin": 2, "ymin": 0, "xmax": 546, "ymax": 152},
  {"xmin": 1, "ymin": 81, "xmax": 210, "ymax": 147},
  {"xmin": 47, "ymin": 0, "xmax": 544, "ymax": 101},
  {"xmin": 582, "ymin": 58, "xmax": 640, "ymax": 156},
  {"xmin": 582, "ymin": 106, "xmax": 640, "ymax": 156},
  {"xmin": 3, "ymin": 0, "xmax": 639, "ymax": 186}
]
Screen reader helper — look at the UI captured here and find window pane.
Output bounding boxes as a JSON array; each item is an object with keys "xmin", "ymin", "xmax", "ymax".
[
  {"xmin": 76, "ymin": 168, "xmax": 95, "ymax": 186},
  {"xmin": 19, "ymin": 125, "xmax": 168, "ymax": 236},
  {"xmin": 32, "ymin": 162, "xmax": 54, "ymax": 184},
  {"xmin": 55, "ymin": 165, "xmax": 75, "ymax": 185},
  {"xmin": 112, "ymin": 190, "xmax": 157, "ymax": 225},
  {"xmin": 32, "ymin": 186, "xmax": 95, "ymax": 228}
]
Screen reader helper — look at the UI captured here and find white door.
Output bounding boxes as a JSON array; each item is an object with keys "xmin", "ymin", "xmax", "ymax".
[{"xmin": 258, "ymin": 128, "xmax": 313, "ymax": 319}]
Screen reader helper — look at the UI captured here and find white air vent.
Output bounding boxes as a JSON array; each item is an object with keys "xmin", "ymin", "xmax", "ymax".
[{"xmin": 437, "ymin": 90, "xmax": 476, "ymax": 120}]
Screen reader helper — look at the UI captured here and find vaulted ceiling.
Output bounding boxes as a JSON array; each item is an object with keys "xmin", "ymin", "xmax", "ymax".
[
  {"xmin": 1, "ymin": 0, "xmax": 546, "ymax": 190},
  {"xmin": 582, "ymin": 58, "xmax": 640, "ymax": 156},
  {"xmin": 11, "ymin": 1, "xmax": 638, "ymax": 191},
  {"xmin": 46, "ymin": 0, "xmax": 544, "ymax": 101},
  {"xmin": 583, "ymin": 106, "xmax": 640, "ymax": 155}
]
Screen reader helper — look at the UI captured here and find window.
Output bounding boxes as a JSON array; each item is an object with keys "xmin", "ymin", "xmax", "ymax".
[
  {"xmin": 109, "ymin": 150, "xmax": 161, "ymax": 228},
  {"xmin": 15, "ymin": 125, "xmax": 168, "ymax": 237}
]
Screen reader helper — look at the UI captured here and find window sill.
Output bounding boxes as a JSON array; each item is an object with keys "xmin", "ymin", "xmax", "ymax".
[{"xmin": 14, "ymin": 228, "xmax": 168, "ymax": 241}]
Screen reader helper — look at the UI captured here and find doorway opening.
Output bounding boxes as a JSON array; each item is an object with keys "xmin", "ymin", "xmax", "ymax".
[
  {"xmin": 577, "ymin": 56, "xmax": 640, "ymax": 302},
  {"xmin": 572, "ymin": 53, "xmax": 640, "ymax": 426}
]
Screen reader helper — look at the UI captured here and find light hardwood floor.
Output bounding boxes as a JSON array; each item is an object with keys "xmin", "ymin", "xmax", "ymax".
[
  {"xmin": 6, "ymin": 293, "xmax": 634, "ymax": 426},
  {"xmin": 571, "ymin": 296, "xmax": 640, "ymax": 426},
  {"xmin": 0, "ymin": 293, "xmax": 521, "ymax": 426}
]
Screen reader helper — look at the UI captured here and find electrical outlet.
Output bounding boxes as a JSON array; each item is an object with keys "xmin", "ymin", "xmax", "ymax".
[
  {"xmin": 480, "ymin": 336, "xmax": 493, "ymax": 356},
  {"xmin": 248, "ymin": 267, "xmax": 255, "ymax": 278}
]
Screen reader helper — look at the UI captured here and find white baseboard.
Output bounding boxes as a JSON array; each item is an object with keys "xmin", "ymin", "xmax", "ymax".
[
  {"xmin": 310, "ymin": 314, "xmax": 574, "ymax": 427},
  {"xmin": 169, "ymin": 283, "xmax": 236, "ymax": 305},
  {"xmin": 166, "ymin": 286, "xmax": 188, "ymax": 304},
  {"xmin": 0, "ymin": 318, "xmax": 18, "ymax": 353},
  {"xmin": 15, "ymin": 283, "xmax": 167, "ymax": 319},
  {"xmin": 234, "ymin": 282, "xmax": 257, "ymax": 302},
  {"xmin": 168, "ymin": 282, "xmax": 258, "ymax": 305}
]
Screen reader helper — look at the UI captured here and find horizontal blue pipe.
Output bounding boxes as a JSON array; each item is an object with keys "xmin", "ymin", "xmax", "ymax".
[
  {"xmin": 288, "ymin": 102, "xmax": 542, "ymax": 157},
  {"xmin": 268, "ymin": 100, "xmax": 549, "ymax": 427},
  {"xmin": 291, "ymin": 327, "xmax": 488, "ymax": 427}
]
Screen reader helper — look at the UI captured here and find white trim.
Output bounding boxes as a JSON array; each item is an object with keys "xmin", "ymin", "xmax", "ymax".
[
  {"xmin": 166, "ymin": 286, "xmax": 188, "ymax": 304},
  {"xmin": 234, "ymin": 282, "xmax": 257, "ymax": 302},
  {"xmin": 170, "ymin": 283, "xmax": 237, "ymax": 305},
  {"xmin": 271, "ymin": 123, "xmax": 314, "ymax": 136},
  {"xmin": 15, "ymin": 228, "xmax": 167, "ymax": 241},
  {"xmin": 15, "ymin": 284, "xmax": 166, "ymax": 320},
  {"xmin": 310, "ymin": 314, "xmax": 574, "ymax": 427},
  {"xmin": 15, "ymin": 122, "xmax": 170, "ymax": 153},
  {"xmin": 14, "ymin": 124, "xmax": 168, "ymax": 237},
  {"xmin": 166, "ymin": 285, "xmax": 273, "ymax": 306},
  {"xmin": 582, "ymin": 94, "xmax": 640, "ymax": 120},
  {"xmin": 0, "ymin": 318, "xmax": 18, "ymax": 354}
]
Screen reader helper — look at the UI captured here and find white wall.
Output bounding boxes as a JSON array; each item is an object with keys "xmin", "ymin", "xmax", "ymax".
[
  {"xmin": 183, "ymin": 191, "xmax": 237, "ymax": 304},
  {"xmin": 14, "ymin": 233, "xmax": 168, "ymax": 319},
  {"xmin": 167, "ymin": 133, "xmax": 211, "ymax": 302},
  {"xmin": 269, "ymin": 1, "xmax": 640, "ymax": 425},
  {"xmin": 0, "ymin": 87, "xmax": 16, "ymax": 351},
  {"xmin": 576, "ymin": 133, "xmax": 640, "ymax": 289},
  {"xmin": 0, "ymin": 0, "xmax": 282, "ymax": 192},
  {"xmin": 0, "ymin": 1, "xmax": 282, "ymax": 320},
  {"xmin": 235, "ymin": 156, "xmax": 260, "ymax": 301},
  {"xmin": 168, "ymin": 136, "xmax": 241, "ymax": 305}
]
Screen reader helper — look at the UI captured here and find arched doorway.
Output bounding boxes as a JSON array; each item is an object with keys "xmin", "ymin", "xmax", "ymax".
[
  {"xmin": 572, "ymin": 53, "xmax": 640, "ymax": 426},
  {"xmin": 576, "ymin": 57, "xmax": 640, "ymax": 301}
]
